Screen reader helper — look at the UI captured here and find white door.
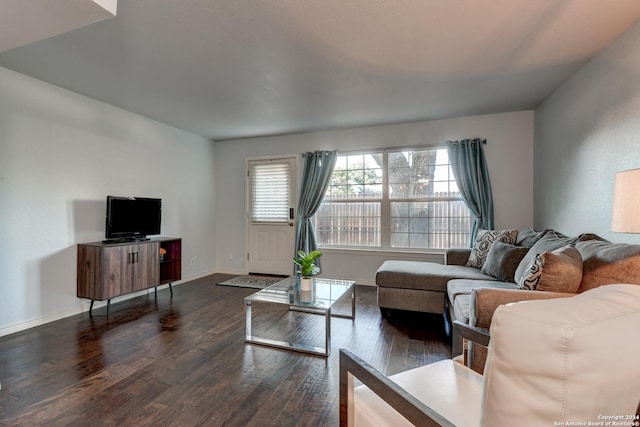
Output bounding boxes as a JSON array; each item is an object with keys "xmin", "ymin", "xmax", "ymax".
[{"xmin": 247, "ymin": 156, "xmax": 297, "ymax": 275}]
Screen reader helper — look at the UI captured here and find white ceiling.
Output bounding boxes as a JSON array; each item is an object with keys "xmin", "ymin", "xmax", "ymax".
[
  {"xmin": 1, "ymin": 0, "xmax": 640, "ymax": 141},
  {"xmin": 0, "ymin": 0, "xmax": 116, "ymax": 52}
]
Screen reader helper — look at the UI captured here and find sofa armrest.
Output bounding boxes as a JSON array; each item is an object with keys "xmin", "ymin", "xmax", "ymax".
[
  {"xmin": 470, "ymin": 288, "xmax": 576, "ymax": 329},
  {"xmin": 451, "ymin": 320, "xmax": 490, "ymax": 358},
  {"xmin": 445, "ymin": 249, "xmax": 471, "ymax": 266},
  {"xmin": 339, "ymin": 348, "xmax": 443, "ymax": 427}
]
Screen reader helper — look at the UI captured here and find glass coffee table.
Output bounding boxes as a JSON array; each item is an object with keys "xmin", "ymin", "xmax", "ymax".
[{"xmin": 244, "ymin": 276, "xmax": 355, "ymax": 356}]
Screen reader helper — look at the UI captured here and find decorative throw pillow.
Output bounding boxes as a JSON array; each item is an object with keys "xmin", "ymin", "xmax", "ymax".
[
  {"xmin": 481, "ymin": 241, "xmax": 529, "ymax": 282},
  {"xmin": 466, "ymin": 228, "xmax": 518, "ymax": 269},
  {"xmin": 517, "ymin": 245, "xmax": 583, "ymax": 293},
  {"xmin": 514, "ymin": 232, "xmax": 577, "ymax": 285}
]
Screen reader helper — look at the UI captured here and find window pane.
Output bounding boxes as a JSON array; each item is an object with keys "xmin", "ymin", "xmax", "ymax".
[
  {"xmin": 392, "ymin": 217, "xmax": 409, "ymax": 233},
  {"xmin": 390, "ymin": 201, "xmax": 470, "ymax": 249},
  {"xmin": 390, "ymin": 233, "xmax": 408, "ymax": 247},
  {"xmin": 315, "ymin": 202, "xmax": 381, "ymax": 247},
  {"xmin": 250, "ymin": 162, "xmax": 290, "ymax": 222},
  {"xmin": 325, "ymin": 152, "xmax": 383, "ymax": 201},
  {"xmin": 390, "ymin": 202, "xmax": 408, "ymax": 217},
  {"xmin": 389, "ymin": 148, "xmax": 459, "ymax": 199}
]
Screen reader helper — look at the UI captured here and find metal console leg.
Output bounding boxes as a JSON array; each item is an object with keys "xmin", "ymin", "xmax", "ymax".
[
  {"xmin": 326, "ymin": 307, "xmax": 331, "ymax": 356},
  {"xmin": 245, "ymin": 300, "xmax": 252, "ymax": 340}
]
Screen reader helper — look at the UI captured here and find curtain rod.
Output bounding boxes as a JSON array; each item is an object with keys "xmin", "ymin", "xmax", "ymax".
[
  {"xmin": 382, "ymin": 139, "xmax": 486, "ymax": 151},
  {"xmin": 335, "ymin": 139, "xmax": 486, "ymax": 155},
  {"xmin": 301, "ymin": 150, "xmax": 337, "ymax": 157}
]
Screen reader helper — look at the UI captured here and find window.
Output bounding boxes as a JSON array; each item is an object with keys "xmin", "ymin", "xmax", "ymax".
[
  {"xmin": 249, "ymin": 160, "xmax": 292, "ymax": 222},
  {"xmin": 314, "ymin": 147, "xmax": 471, "ymax": 250},
  {"xmin": 315, "ymin": 153, "xmax": 383, "ymax": 246}
]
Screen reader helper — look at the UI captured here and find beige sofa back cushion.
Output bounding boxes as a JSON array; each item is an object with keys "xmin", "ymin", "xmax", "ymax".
[
  {"xmin": 576, "ymin": 240, "xmax": 640, "ymax": 292},
  {"xmin": 513, "ymin": 232, "xmax": 576, "ymax": 285},
  {"xmin": 481, "ymin": 284, "xmax": 640, "ymax": 426},
  {"xmin": 516, "ymin": 244, "xmax": 583, "ymax": 293}
]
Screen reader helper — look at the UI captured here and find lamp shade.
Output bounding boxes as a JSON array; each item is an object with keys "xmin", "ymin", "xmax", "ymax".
[{"xmin": 611, "ymin": 168, "xmax": 640, "ymax": 233}]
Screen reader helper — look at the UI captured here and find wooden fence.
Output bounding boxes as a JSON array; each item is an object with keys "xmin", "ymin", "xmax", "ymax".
[{"xmin": 314, "ymin": 192, "xmax": 470, "ymax": 249}]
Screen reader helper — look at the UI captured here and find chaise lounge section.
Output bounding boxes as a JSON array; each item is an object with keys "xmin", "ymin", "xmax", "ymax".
[
  {"xmin": 375, "ymin": 257, "xmax": 497, "ymax": 317},
  {"xmin": 375, "ymin": 228, "xmax": 550, "ymax": 324}
]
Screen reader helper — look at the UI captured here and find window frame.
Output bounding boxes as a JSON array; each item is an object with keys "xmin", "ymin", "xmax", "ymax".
[
  {"xmin": 315, "ymin": 146, "xmax": 471, "ymax": 252},
  {"xmin": 248, "ymin": 158, "xmax": 295, "ymax": 224}
]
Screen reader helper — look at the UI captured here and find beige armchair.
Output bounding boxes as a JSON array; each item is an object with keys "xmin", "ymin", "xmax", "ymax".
[{"xmin": 340, "ymin": 284, "xmax": 640, "ymax": 426}]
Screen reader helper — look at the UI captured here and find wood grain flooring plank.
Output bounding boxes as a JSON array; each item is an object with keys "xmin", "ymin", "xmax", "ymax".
[
  {"xmin": 0, "ymin": 356, "xmax": 156, "ymax": 425},
  {"xmin": 0, "ymin": 274, "xmax": 450, "ymax": 426}
]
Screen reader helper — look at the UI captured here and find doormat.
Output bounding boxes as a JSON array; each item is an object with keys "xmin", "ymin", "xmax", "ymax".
[{"xmin": 216, "ymin": 275, "xmax": 285, "ymax": 289}]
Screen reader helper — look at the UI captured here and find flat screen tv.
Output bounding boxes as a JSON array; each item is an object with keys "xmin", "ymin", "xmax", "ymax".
[{"xmin": 105, "ymin": 196, "xmax": 161, "ymax": 241}]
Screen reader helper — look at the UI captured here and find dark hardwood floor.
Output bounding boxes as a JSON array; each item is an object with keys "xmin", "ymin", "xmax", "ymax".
[{"xmin": 0, "ymin": 274, "xmax": 451, "ymax": 426}]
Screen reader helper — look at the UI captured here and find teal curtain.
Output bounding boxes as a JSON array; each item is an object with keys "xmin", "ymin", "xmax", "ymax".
[
  {"xmin": 446, "ymin": 138, "xmax": 493, "ymax": 244},
  {"xmin": 295, "ymin": 150, "xmax": 338, "ymax": 269}
]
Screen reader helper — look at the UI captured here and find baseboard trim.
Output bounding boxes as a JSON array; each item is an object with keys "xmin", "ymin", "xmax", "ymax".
[
  {"xmin": 214, "ymin": 268, "xmax": 247, "ymax": 275},
  {"xmin": 211, "ymin": 270, "xmax": 377, "ymax": 287},
  {"xmin": 0, "ymin": 269, "xmax": 372, "ymax": 338},
  {"xmin": 0, "ymin": 269, "xmax": 217, "ymax": 338},
  {"xmin": 0, "ymin": 308, "xmax": 85, "ymax": 338},
  {"xmin": 318, "ymin": 275, "xmax": 376, "ymax": 287}
]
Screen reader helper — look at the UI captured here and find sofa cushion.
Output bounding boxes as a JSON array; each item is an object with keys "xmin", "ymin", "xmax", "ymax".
[
  {"xmin": 453, "ymin": 294, "xmax": 471, "ymax": 324},
  {"xmin": 517, "ymin": 245, "xmax": 583, "ymax": 293},
  {"xmin": 376, "ymin": 260, "xmax": 496, "ymax": 292},
  {"xmin": 466, "ymin": 228, "xmax": 518, "ymax": 269},
  {"xmin": 576, "ymin": 240, "xmax": 640, "ymax": 293},
  {"xmin": 480, "ymin": 241, "xmax": 529, "ymax": 282},
  {"xmin": 577, "ymin": 233, "xmax": 609, "ymax": 243},
  {"xmin": 447, "ymin": 279, "xmax": 517, "ymax": 303},
  {"xmin": 516, "ymin": 228, "xmax": 551, "ymax": 248},
  {"xmin": 514, "ymin": 232, "xmax": 577, "ymax": 285},
  {"xmin": 447, "ymin": 279, "xmax": 517, "ymax": 324}
]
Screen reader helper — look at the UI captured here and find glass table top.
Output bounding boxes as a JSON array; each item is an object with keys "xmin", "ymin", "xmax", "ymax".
[{"xmin": 245, "ymin": 276, "xmax": 355, "ymax": 311}]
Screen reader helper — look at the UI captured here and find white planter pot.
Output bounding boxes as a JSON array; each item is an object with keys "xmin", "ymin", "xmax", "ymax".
[
  {"xmin": 300, "ymin": 290, "xmax": 313, "ymax": 303},
  {"xmin": 300, "ymin": 277, "xmax": 313, "ymax": 291}
]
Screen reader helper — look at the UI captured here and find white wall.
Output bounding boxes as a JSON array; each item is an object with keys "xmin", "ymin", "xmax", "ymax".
[
  {"xmin": 534, "ymin": 20, "xmax": 640, "ymax": 244},
  {"xmin": 0, "ymin": 66, "xmax": 217, "ymax": 336},
  {"xmin": 214, "ymin": 111, "xmax": 534, "ymax": 284}
]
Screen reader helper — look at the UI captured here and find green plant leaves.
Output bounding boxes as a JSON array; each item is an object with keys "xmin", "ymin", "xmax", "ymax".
[{"xmin": 293, "ymin": 250, "xmax": 322, "ymax": 278}]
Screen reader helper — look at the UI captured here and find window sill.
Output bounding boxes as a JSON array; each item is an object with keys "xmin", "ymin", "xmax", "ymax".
[{"xmin": 317, "ymin": 246, "xmax": 445, "ymax": 257}]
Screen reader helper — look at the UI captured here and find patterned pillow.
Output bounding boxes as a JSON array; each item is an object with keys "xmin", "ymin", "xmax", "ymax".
[
  {"xmin": 466, "ymin": 228, "xmax": 518, "ymax": 269},
  {"xmin": 517, "ymin": 245, "xmax": 583, "ymax": 293},
  {"xmin": 514, "ymin": 233, "xmax": 577, "ymax": 285}
]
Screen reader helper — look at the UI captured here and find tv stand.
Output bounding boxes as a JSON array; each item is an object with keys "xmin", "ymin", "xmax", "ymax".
[
  {"xmin": 77, "ymin": 238, "xmax": 182, "ymax": 314},
  {"xmin": 102, "ymin": 236, "xmax": 151, "ymax": 244}
]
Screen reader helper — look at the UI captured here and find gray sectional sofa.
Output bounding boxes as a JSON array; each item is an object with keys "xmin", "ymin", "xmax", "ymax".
[{"xmin": 375, "ymin": 228, "xmax": 640, "ymax": 340}]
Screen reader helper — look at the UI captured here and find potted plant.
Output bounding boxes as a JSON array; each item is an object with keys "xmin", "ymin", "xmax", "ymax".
[{"xmin": 293, "ymin": 250, "xmax": 322, "ymax": 291}]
